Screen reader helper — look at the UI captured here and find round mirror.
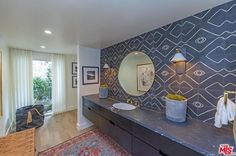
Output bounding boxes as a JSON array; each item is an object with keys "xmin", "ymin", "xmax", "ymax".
[{"xmin": 118, "ymin": 51, "xmax": 155, "ymax": 96}]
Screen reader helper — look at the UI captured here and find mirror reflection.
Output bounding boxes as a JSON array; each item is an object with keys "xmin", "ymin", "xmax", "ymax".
[{"xmin": 118, "ymin": 51, "xmax": 155, "ymax": 96}]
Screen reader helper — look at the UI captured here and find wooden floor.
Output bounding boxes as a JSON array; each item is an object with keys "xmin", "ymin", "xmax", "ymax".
[{"xmin": 36, "ymin": 110, "xmax": 94, "ymax": 154}]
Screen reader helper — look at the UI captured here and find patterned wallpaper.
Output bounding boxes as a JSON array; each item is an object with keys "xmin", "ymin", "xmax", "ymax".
[{"xmin": 101, "ymin": 0, "xmax": 236, "ymax": 123}]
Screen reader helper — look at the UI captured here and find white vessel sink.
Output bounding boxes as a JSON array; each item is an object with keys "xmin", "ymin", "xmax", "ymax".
[{"xmin": 112, "ymin": 103, "xmax": 136, "ymax": 110}]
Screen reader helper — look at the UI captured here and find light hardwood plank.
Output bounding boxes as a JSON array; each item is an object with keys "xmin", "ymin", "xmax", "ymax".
[{"xmin": 36, "ymin": 110, "xmax": 94, "ymax": 154}]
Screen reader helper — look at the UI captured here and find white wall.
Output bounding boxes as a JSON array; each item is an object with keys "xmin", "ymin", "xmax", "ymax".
[
  {"xmin": 65, "ymin": 55, "xmax": 77, "ymax": 111},
  {"xmin": 0, "ymin": 39, "xmax": 11, "ymax": 136},
  {"xmin": 77, "ymin": 46, "xmax": 100, "ymax": 130}
]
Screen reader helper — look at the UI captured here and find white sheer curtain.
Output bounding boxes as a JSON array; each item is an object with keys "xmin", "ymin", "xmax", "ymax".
[
  {"xmin": 9, "ymin": 48, "xmax": 33, "ymax": 111},
  {"xmin": 52, "ymin": 54, "xmax": 66, "ymax": 114}
]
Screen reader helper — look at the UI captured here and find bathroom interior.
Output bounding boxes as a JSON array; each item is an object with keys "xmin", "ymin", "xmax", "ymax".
[{"xmin": 0, "ymin": 0, "xmax": 236, "ymax": 155}]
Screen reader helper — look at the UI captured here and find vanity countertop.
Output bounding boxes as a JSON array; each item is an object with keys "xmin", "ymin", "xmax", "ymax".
[{"xmin": 83, "ymin": 94, "xmax": 235, "ymax": 156}]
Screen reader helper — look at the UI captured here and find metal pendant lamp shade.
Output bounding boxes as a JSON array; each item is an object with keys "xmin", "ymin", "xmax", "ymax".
[
  {"xmin": 171, "ymin": 52, "xmax": 187, "ymax": 62},
  {"xmin": 103, "ymin": 63, "xmax": 110, "ymax": 69},
  {"xmin": 171, "ymin": 48, "xmax": 187, "ymax": 75}
]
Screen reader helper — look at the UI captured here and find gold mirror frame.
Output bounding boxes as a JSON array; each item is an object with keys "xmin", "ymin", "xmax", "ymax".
[{"xmin": 118, "ymin": 51, "xmax": 155, "ymax": 96}]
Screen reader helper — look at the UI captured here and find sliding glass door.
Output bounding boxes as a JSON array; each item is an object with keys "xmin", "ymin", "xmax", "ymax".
[{"xmin": 33, "ymin": 60, "xmax": 52, "ymax": 114}]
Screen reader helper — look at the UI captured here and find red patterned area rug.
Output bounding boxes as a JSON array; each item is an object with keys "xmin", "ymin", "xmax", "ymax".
[{"xmin": 38, "ymin": 129, "xmax": 131, "ymax": 156}]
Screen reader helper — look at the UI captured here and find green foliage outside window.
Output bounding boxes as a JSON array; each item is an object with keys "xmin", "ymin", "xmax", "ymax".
[{"xmin": 33, "ymin": 68, "xmax": 52, "ymax": 113}]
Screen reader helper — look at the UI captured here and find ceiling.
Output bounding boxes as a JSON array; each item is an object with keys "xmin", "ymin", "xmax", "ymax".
[{"xmin": 0, "ymin": 0, "xmax": 231, "ymax": 54}]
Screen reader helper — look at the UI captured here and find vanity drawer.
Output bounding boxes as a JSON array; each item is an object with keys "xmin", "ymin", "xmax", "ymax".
[
  {"xmin": 132, "ymin": 136, "xmax": 161, "ymax": 156},
  {"xmin": 100, "ymin": 109, "xmax": 133, "ymax": 133},
  {"xmin": 132, "ymin": 123, "xmax": 202, "ymax": 156},
  {"xmin": 83, "ymin": 105, "xmax": 100, "ymax": 127},
  {"xmin": 99, "ymin": 116, "xmax": 132, "ymax": 153},
  {"xmin": 83, "ymin": 98, "xmax": 101, "ymax": 113}
]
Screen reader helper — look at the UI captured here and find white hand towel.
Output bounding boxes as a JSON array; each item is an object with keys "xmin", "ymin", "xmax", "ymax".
[
  {"xmin": 226, "ymin": 98, "xmax": 236, "ymax": 121},
  {"xmin": 214, "ymin": 97, "xmax": 236, "ymax": 128},
  {"xmin": 221, "ymin": 100, "xmax": 228, "ymax": 125},
  {"xmin": 215, "ymin": 97, "xmax": 222, "ymax": 128},
  {"xmin": 214, "ymin": 112, "xmax": 222, "ymax": 128}
]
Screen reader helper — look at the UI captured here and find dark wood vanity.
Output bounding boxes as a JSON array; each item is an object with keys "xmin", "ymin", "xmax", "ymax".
[{"xmin": 82, "ymin": 95, "xmax": 221, "ymax": 156}]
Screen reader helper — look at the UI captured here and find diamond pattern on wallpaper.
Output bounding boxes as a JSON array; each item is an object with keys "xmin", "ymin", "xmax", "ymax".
[
  {"xmin": 156, "ymin": 39, "xmax": 176, "ymax": 57},
  {"xmin": 146, "ymin": 31, "xmax": 162, "ymax": 45},
  {"xmin": 158, "ymin": 64, "xmax": 175, "ymax": 82},
  {"xmin": 101, "ymin": 0, "xmax": 236, "ymax": 123},
  {"xmin": 208, "ymin": 4, "xmax": 236, "ymax": 27},
  {"xmin": 170, "ymin": 21, "xmax": 195, "ymax": 38}
]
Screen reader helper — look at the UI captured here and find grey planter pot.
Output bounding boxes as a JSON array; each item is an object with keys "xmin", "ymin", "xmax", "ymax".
[
  {"xmin": 99, "ymin": 87, "xmax": 108, "ymax": 98},
  {"xmin": 164, "ymin": 97, "xmax": 187, "ymax": 122}
]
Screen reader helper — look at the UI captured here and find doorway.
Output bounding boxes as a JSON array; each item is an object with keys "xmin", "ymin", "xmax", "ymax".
[{"xmin": 33, "ymin": 60, "xmax": 52, "ymax": 114}]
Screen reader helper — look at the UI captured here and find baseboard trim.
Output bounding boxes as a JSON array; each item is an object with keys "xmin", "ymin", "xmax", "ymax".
[
  {"xmin": 5, "ymin": 121, "xmax": 13, "ymax": 136},
  {"xmin": 66, "ymin": 105, "xmax": 77, "ymax": 111},
  {"xmin": 77, "ymin": 121, "xmax": 93, "ymax": 131}
]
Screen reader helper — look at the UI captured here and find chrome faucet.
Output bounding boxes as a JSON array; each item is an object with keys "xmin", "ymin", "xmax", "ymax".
[{"xmin": 224, "ymin": 91, "xmax": 236, "ymax": 105}]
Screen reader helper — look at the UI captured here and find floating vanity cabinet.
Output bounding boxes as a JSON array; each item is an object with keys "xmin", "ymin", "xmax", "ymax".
[
  {"xmin": 83, "ymin": 97, "xmax": 203, "ymax": 156},
  {"xmin": 83, "ymin": 101, "xmax": 132, "ymax": 153}
]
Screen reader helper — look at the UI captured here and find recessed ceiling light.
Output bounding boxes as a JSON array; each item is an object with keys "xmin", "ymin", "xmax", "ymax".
[
  {"xmin": 40, "ymin": 45, "xmax": 46, "ymax": 49},
  {"xmin": 44, "ymin": 30, "xmax": 52, "ymax": 35}
]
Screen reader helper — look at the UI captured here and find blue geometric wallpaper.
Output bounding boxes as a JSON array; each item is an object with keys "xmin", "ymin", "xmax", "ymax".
[{"xmin": 101, "ymin": 0, "xmax": 236, "ymax": 124}]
